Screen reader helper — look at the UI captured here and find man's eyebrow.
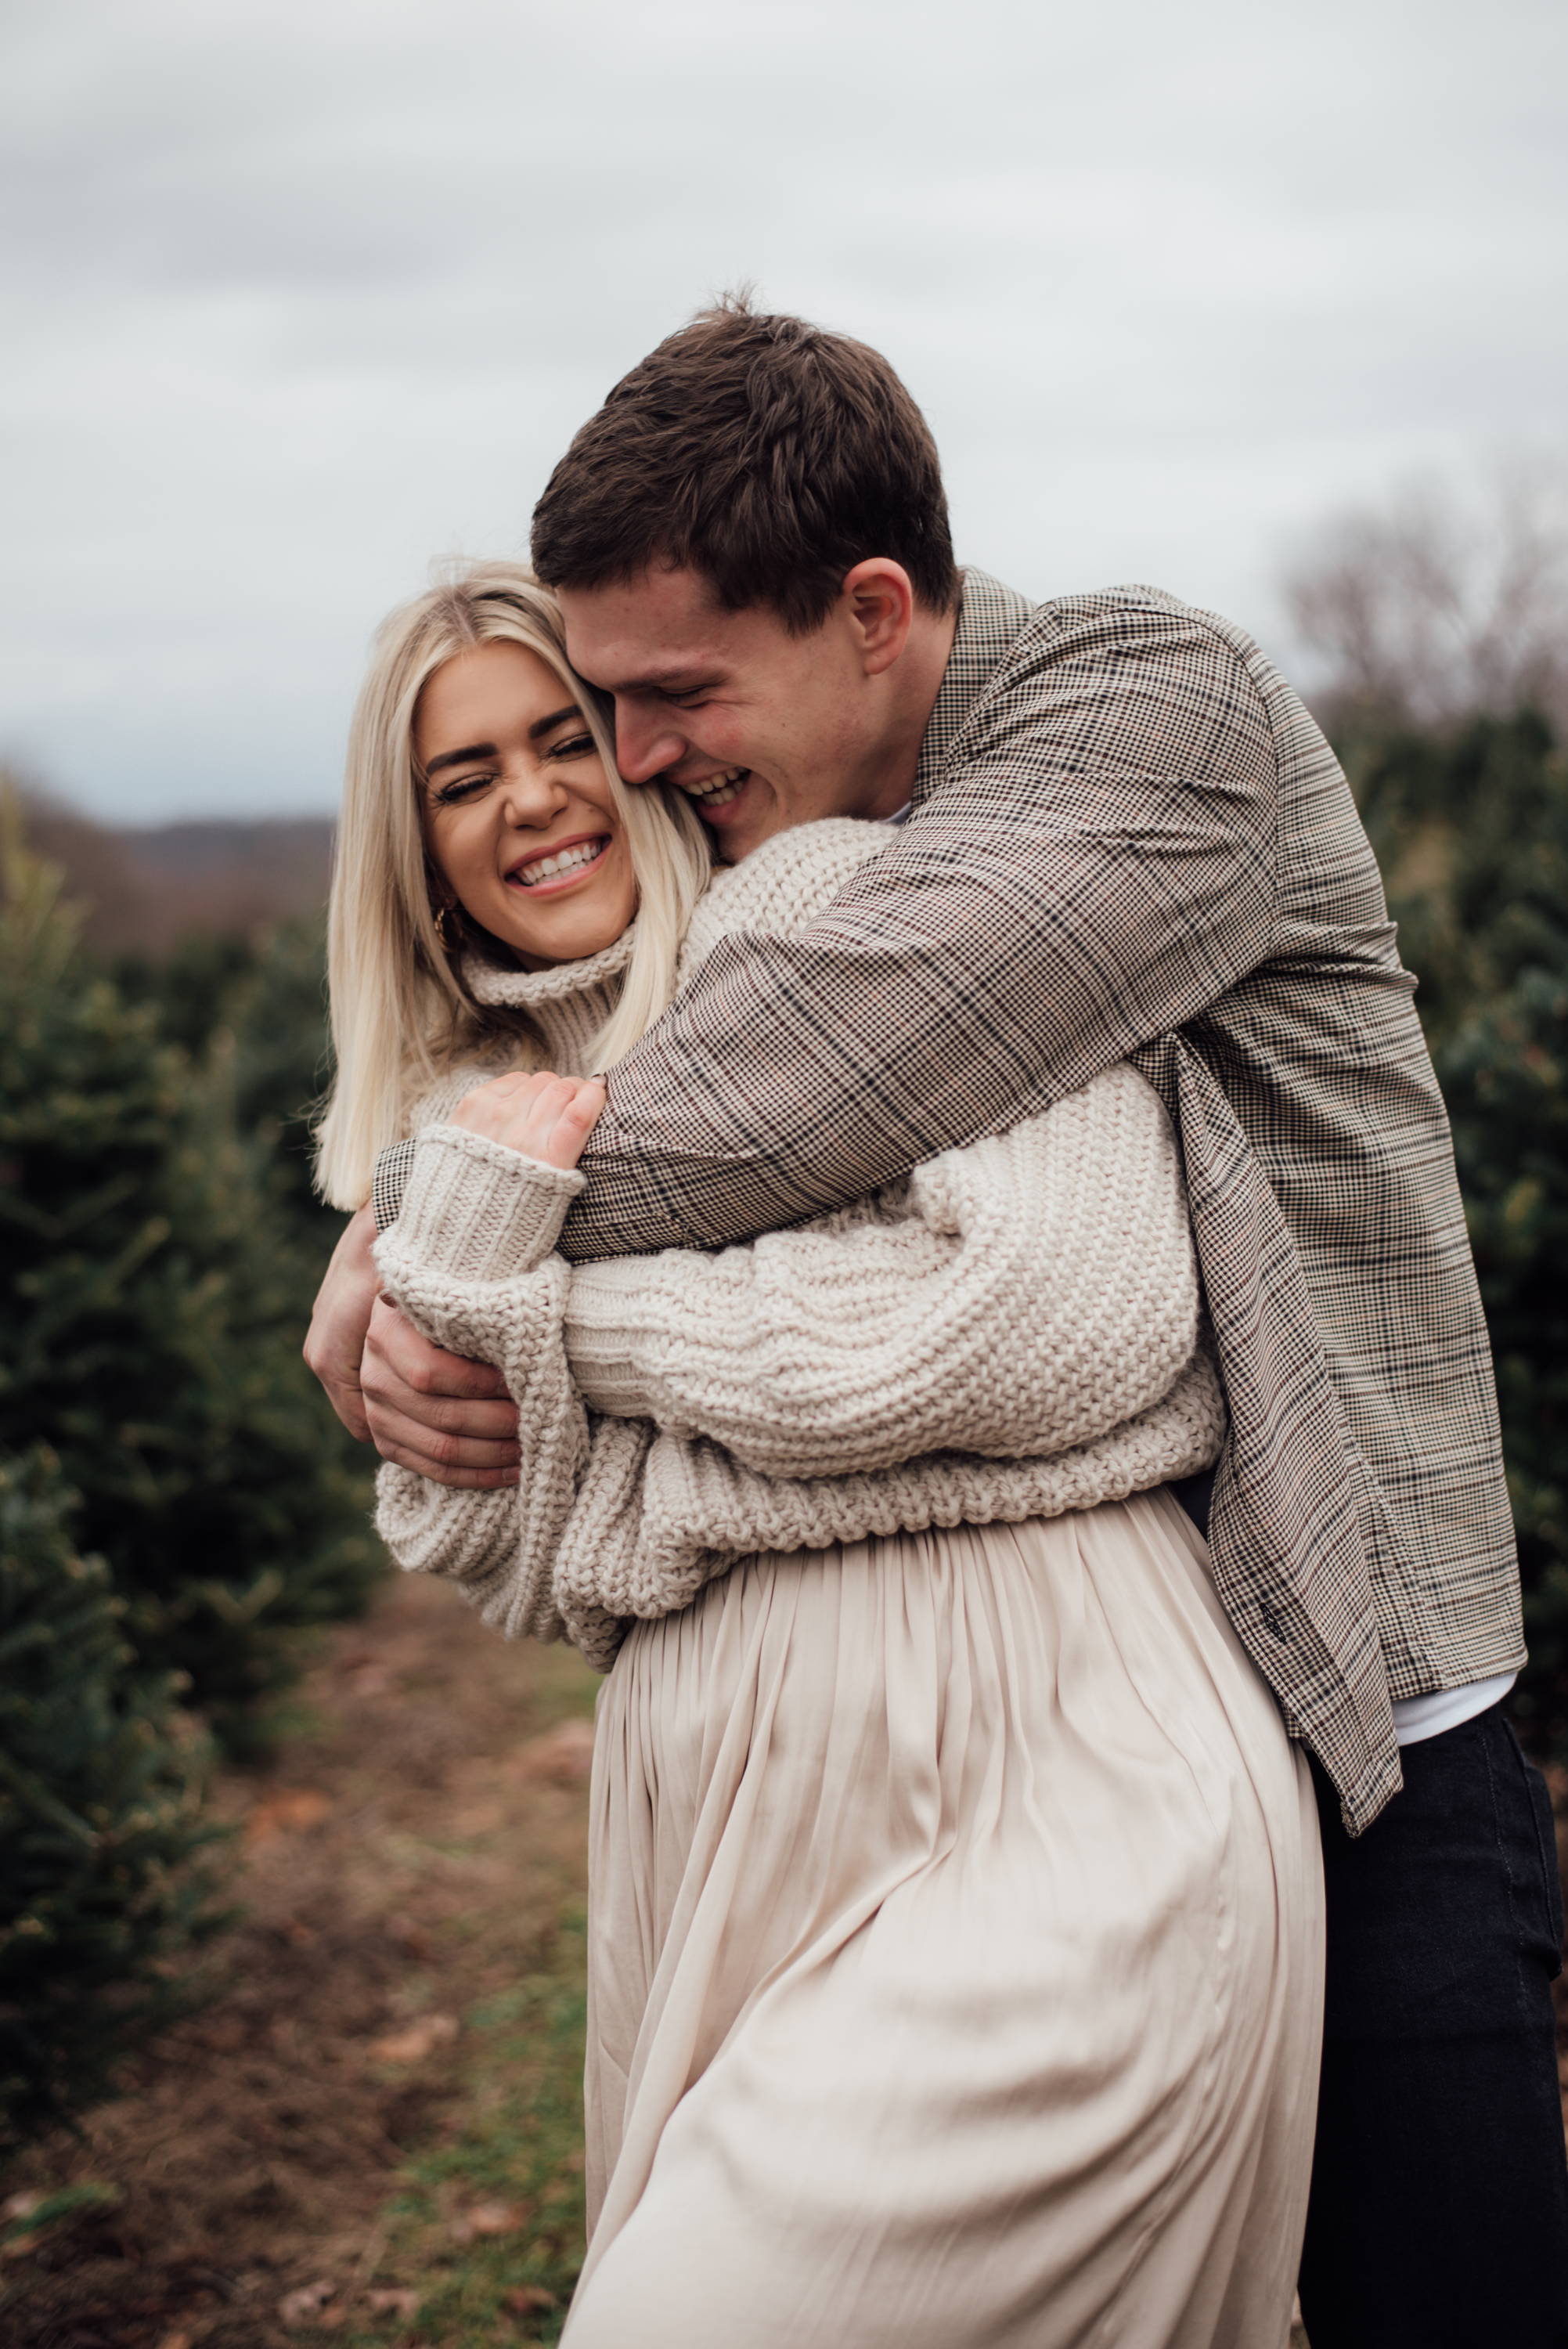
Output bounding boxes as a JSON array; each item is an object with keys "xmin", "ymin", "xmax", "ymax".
[{"xmin": 611, "ymin": 667, "xmax": 716, "ymax": 695}]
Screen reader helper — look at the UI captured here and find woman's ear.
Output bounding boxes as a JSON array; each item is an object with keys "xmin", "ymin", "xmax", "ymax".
[{"xmin": 839, "ymin": 559, "xmax": 915, "ymax": 677}]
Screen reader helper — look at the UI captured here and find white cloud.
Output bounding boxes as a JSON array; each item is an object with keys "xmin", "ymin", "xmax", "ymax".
[{"xmin": 2, "ymin": 0, "xmax": 1564, "ymax": 816}]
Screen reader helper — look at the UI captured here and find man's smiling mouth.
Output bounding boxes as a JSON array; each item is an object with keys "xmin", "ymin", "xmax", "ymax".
[{"xmin": 679, "ymin": 767, "xmax": 749, "ymax": 811}]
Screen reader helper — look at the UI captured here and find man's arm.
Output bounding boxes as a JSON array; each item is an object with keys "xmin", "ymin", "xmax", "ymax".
[
  {"xmin": 304, "ymin": 1203, "xmax": 381, "ymax": 1442},
  {"xmin": 559, "ymin": 594, "xmax": 1279, "ymax": 1262},
  {"xmin": 304, "ymin": 1202, "xmax": 522, "ymax": 1487}
]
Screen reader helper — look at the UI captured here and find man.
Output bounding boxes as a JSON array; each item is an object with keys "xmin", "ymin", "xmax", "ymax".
[{"xmin": 308, "ymin": 298, "xmax": 1567, "ymax": 2344}]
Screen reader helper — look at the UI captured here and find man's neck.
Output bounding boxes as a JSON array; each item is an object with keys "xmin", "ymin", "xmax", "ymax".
[{"xmin": 852, "ymin": 601, "xmax": 959, "ymax": 821}]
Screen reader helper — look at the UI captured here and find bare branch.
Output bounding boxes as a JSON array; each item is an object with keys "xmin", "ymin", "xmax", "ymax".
[{"xmin": 1282, "ymin": 454, "xmax": 1568, "ymax": 734}]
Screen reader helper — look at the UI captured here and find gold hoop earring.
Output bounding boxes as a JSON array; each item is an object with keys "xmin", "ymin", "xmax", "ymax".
[{"xmin": 433, "ymin": 904, "xmax": 454, "ymax": 950}]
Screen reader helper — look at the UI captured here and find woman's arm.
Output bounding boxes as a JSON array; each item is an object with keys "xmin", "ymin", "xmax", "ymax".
[
  {"xmin": 563, "ymin": 1065, "xmax": 1203, "ymax": 1481},
  {"xmin": 373, "ymin": 1063, "xmax": 1213, "ymax": 1647},
  {"xmin": 369, "ymin": 1079, "xmax": 604, "ymax": 1643}
]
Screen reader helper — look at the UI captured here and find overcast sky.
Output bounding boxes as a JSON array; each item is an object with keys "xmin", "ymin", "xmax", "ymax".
[{"xmin": 2, "ymin": 0, "xmax": 1564, "ymax": 824}]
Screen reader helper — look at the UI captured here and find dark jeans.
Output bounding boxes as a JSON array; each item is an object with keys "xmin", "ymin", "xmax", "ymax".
[{"xmin": 1298, "ymin": 1702, "xmax": 1568, "ymax": 2349}]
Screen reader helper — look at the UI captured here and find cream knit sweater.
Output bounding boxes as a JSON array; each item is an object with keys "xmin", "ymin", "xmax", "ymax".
[{"xmin": 373, "ymin": 821, "xmax": 1225, "ymax": 1668}]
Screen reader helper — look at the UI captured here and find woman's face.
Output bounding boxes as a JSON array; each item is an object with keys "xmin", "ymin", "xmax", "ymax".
[{"xmin": 415, "ymin": 639, "xmax": 637, "ymax": 968}]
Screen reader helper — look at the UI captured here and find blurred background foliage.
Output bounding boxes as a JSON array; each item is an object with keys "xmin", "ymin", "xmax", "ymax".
[
  {"xmin": 1287, "ymin": 465, "xmax": 1568, "ymax": 1747},
  {"xmin": 1, "ymin": 464, "xmax": 1565, "ymax": 2148},
  {"xmin": 0, "ymin": 809, "xmax": 373, "ymax": 2144}
]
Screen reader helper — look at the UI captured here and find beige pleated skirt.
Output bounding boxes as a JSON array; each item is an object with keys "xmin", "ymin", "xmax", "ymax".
[{"xmin": 565, "ymin": 1489, "xmax": 1324, "ymax": 2349}]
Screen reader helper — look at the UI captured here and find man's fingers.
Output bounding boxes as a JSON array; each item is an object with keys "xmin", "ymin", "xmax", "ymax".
[
  {"xmin": 304, "ymin": 1202, "xmax": 380, "ymax": 1441},
  {"xmin": 373, "ymin": 1434, "xmax": 522, "ymax": 1490},
  {"xmin": 366, "ymin": 1300, "xmax": 510, "ymax": 1399},
  {"xmin": 359, "ymin": 1363, "xmax": 521, "ymax": 1453},
  {"xmin": 323, "ymin": 1374, "xmax": 372, "ymax": 1445},
  {"xmin": 361, "ymin": 1373, "xmax": 521, "ymax": 1444},
  {"xmin": 366, "ymin": 1398, "xmax": 522, "ymax": 1483},
  {"xmin": 304, "ymin": 1325, "xmax": 370, "ymax": 1441},
  {"xmin": 396, "ymin": 1345, "xmax": 511, "ymax": 1402}
]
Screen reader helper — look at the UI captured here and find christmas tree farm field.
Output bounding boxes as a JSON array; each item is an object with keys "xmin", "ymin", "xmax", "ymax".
[{"xmin": 0, "ymin": 1570, "xmax": 600, "ymax": 2349}]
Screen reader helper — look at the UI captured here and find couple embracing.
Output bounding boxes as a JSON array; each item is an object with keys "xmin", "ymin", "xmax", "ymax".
[{"xmin": 306, "ymin": 298, "xmax": 1567, "ymax": 2347}]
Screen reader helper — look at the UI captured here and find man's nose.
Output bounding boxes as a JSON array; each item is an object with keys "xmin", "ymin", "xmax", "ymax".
[{"xmin": 615, "ymin": 703, "xmax": 688, "ymax": 787}]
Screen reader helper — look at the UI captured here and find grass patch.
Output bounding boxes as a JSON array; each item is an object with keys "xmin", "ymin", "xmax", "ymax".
[{"xmin": 349, "ymin": 1911, "xmax": 590, "ymax": 2347}]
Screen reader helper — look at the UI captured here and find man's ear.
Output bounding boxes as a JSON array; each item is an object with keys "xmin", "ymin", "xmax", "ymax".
[{"xmin": 840, "ymin": 559, "xmax": 914, "ymax": 677}]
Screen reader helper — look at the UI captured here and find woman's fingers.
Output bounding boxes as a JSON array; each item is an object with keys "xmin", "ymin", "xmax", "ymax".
[
  {"xmin": 449, "ymin": 1070, "xmax": 605, "ymax": 1169},
  {"xmin": 533, "ymin": 1077, "xmax": 607, "ymax": 1171}
]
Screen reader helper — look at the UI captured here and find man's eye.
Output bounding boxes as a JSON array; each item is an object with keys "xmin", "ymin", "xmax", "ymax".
[{"xmin": 664, "ymin": 688, "xmax": 712, "ymax": 709}]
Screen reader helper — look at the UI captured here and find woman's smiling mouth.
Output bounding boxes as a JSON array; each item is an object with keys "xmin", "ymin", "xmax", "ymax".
[{"xmin": 506, "ymin": 833, "xmax": 612, "ymax": 893}]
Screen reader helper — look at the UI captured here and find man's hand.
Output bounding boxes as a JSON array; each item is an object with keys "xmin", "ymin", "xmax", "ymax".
[
  {"xmin": 304, "ymin": 1203, "xmax": 384, "ymax": 1442},
  {"xmin": 360, "ymin": 1295, "xmax": 521, "ymax": 1488},
  {"xmin": 451, "ymin": 1070, "xmax": 606, "ymax": 1169}
]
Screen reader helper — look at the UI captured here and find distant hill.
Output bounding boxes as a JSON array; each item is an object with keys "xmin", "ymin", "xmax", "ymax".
[{"xmin": 10, "ymin": 784, "xmax": 334, "ymax": 955}]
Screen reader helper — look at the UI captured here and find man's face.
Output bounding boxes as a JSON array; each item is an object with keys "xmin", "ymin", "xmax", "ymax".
[{"xmin": 557, "ymin": 567, "xmax": 904, "ymax": 859}]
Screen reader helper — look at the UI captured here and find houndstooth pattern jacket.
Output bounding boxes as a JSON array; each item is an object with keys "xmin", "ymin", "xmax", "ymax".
[{"xmin": 543, "ymin": 572, "xmax": 1523, "ymax": 1833}]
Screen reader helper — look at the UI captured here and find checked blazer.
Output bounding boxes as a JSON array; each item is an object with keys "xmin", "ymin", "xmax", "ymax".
[{"xmin": 550, "ymin": 572, "xmax": 1524, "ymax": 1833}]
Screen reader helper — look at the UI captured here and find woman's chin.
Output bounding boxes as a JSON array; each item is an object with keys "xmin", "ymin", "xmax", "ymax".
[{"xmin": 484, "ymin": 899, "xmax": 631, "ymax": 969}]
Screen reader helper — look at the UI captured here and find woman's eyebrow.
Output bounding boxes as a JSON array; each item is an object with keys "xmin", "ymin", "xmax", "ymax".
[
  {"xmin": 423, "ymin": 707, "xmax": 582, "ymax": 778},
  {"xmin": 528, "ymin": 702, "xmax": 582, "ymax": 741},
  {"xmin": 424, "ymin": 741, "xmax": 496, "ymax": 777}
]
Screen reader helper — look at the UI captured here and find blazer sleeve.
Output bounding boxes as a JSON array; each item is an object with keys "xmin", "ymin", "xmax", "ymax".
[
  {"xmin": 563, "ymin": 1065, "xmax": 1202, "ymax": 1481},
  {"xmin": 557, "ymin": 594, "xmax": 1278, "ymax": 1261}
]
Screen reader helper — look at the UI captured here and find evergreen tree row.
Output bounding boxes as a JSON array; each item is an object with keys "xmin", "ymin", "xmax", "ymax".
[
  {"xmin": 1348, "ymin": 711, "xmax": 1568, "ymax": 1749},
  {"xmin": 0, "ymin": 817, "xmax": 379, "ymax": 2145}
]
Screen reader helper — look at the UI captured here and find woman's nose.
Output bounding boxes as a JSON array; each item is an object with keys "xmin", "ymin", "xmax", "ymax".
[{"xmin": 498, "ymin": 760, "xmax": 566, "ymax": 824}]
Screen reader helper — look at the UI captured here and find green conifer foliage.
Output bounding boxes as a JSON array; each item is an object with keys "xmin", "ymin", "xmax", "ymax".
[
  {"xmin": 1348, "ymin": 713, "xmax": 1568, "ymax": 1748},
  {"xmin": 0, "ymin": 1449, "xmax": 225, "ymax": 2149},
  {"xmin": 0, "ymin": 821, "xmax": 378, "ymax": 1755}
]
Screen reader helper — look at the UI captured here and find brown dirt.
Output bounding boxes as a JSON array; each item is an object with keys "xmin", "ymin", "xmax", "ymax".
[
  {"xmin": 0, "ymin": 1571, "xmax": 600, "ymax": 2349},
  {"xmin": 3, "ymin": 1568, "xmax": 1565, "ymax": 2349}
]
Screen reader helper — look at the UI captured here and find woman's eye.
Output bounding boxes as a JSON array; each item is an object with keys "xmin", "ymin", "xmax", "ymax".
[
  {"xmin": 434, "ymin": 774, "xmax": 494, "ymax": 805},
  {"xmin": 546, "ymin": 732, "xmax": 596, "ymax": 761}
]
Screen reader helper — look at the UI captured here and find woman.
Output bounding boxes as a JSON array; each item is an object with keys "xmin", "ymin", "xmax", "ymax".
[{"xmin": 317, "ymin": 562, "xmax": 1323, "ymax": 2348}]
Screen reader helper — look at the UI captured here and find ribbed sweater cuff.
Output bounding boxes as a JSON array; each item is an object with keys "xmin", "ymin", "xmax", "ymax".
[
  {"xmin": 563, "ymin": 1260, "xmax": 671, "ymax": 1419},
  {"xmin": 392, "ymin": 1124, "xmax": 583, "ymax": 1283}
]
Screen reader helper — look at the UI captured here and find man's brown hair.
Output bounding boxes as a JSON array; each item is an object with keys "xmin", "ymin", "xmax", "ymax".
[{"xmin": 530, "ymin": 294, "xmax": 958, "ymax": 635}]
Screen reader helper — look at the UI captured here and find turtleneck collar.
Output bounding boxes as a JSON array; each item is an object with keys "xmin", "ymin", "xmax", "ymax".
[
  {"xmin": 463, "ymin": 922, "xmax": 636, "ymax": 1009},
  {"xmin": 460, "ymin": 924, "xmax": 636, "ymax": 1076}
]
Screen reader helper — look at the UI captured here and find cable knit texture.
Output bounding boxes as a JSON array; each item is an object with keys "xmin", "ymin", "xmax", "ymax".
[{"xmin": 373, "ymin": 821, "xmax": 1224, "ymax": 1667}]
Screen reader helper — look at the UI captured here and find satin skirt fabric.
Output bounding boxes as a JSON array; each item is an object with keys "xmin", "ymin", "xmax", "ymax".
[{"xmin": 565, "ymin": 1491, "xmax": 1324, "ymax": 2349}]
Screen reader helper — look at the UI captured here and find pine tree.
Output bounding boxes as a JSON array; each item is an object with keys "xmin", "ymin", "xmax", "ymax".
[
  {"xmin": 0, "ymin": 811, "xmax": 379, "ymax": 1755},
  {"xmin": 0, "ymin": 1449, "xmax": 226, "ymax": 2149},
  {"xmin": 1347, "ymin": 713, "xmax": 1568, "ymax": 1748}
]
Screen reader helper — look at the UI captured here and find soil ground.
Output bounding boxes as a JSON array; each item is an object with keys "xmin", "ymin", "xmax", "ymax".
[
  {"xmin": 0, "ymin": 1571, "xmax": 600, "ymax": 2349},
  {"xmin": 3, "ymin": 1568, "xmax": 1566, "ymax": 2349}
]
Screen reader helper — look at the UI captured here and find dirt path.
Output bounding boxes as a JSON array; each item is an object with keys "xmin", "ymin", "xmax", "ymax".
[
  {"xmin": 1, "ymin": 1571, "xmax": 601, "ymax": 2348},
  {"xmin": 4, "ymin": 1566, "xmax": 1565, "ymax": 2349}
]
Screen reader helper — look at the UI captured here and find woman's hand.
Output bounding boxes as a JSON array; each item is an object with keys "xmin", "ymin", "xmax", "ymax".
[{"xmin": 451, "ymin": 1070, "xmax": 607, "ymax": 1171}]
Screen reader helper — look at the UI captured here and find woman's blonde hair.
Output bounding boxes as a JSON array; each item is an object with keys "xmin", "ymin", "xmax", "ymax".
[{"xmin": 313, "ymin": 560, "xmax": 712, "ymax": 1210}]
